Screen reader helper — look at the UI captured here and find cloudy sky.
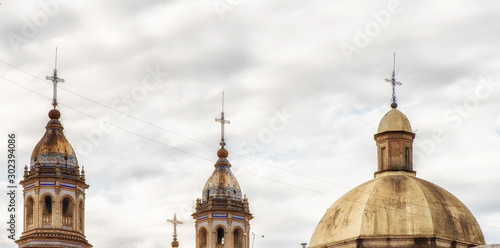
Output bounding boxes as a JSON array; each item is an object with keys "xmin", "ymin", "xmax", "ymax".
[{"xmin": 1, "ymin": 0, "xmax": 500, "ymax": 247}]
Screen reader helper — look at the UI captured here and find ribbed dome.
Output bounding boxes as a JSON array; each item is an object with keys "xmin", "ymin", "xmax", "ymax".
[
  {"xmin": 30, "ymin": 109, "xmax": 78, "ymax": 170},
  {"xmin": 377, "ymin": 108, "xmax": 412, "ymax": 133},
  {"xmin": 310, "ymin": 172, "xmax": 485, "ymax": 247},
  {"xmin": 201, "ymin": 148, "xmax": 242, "ymax": 202}
]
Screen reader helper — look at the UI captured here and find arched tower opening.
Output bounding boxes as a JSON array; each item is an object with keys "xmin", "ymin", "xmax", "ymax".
[
  {"xmin": 233, "ymin": 227, "xmax": 244, "ymax": 248},
  {"xmin": 216, "ymin": 227, "xmax": 225, "ymax": 245},
  {"xmin": 26, "ymin": 197, "xmax": 34, "ymax": 229},
  {"xmin": 42, "ymin": 195, "xmax": 53, "ymax": 227},
  {"xmin": 199, "ymin": 227, "xmax": 208, "ymax": 248},
  {"xmin": 62, "ymin": 197, "xmax": 74, "ymax": 228},
  {"xmin": 78, "ymin": 200, "xmax": 84, "ymax": 232}
]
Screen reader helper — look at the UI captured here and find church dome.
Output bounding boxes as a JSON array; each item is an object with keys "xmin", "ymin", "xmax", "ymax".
[
  {"xmin": 377, "ymin": 107, "xmax": 412, "ymax": 133},
  {"xmin": 309, "ymin": 172, "xmax": 485, "ymax": 247},
  {"xmin": 30, "ymin": 109, "xmax": 78, "ymax": 170},
  {"xmin": 201, "ymin": 148, "xmax": 243, "ymax": 202}
]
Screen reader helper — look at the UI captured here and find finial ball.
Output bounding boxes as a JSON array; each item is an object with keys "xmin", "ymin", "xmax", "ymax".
[
  {"xmin": 171, "ymin": 240, "xmax": 179, "ymax": 247},
  {"xmin": 48, "ymin": 109, "xmax": 61, "ymax": 119},
  {"xmin": 217, "ymin": 148, "xmax": 229, "ymax": 158},
  {"xmin": 391, "ymin": 102, "xmax": 398, "ymax": 109}
]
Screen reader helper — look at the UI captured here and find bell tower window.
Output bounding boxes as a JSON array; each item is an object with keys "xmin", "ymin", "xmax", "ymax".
[
  {"xmin": 234, "ymin": 228, "xmax": 243, "ymax": 248},
  {"xmin": 199, "ymin": 227, "xmax": 207, "ymax": 248},
  {"xmin": 26, "ymin": 197, "xmax": 34, "ymax": 228},
  {"xmin": 62, "ymin": 197, "xmax": 73, "ymax": 228},
  {"xmin": 42, "ymin": 195, "xmax": 52, "ymax": 226},
  {"xmin": 79, "ymin": 201, "xmax": 84, "ymax": 231},
  {"xmin": 217, "ymin": 227, "xmax": 225, "ymax": 244}
]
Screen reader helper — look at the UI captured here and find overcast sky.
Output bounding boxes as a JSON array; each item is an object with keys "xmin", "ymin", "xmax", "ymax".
[{"xmin": 1, "ymin": 0, "xmax": 500, "ymax": 247}]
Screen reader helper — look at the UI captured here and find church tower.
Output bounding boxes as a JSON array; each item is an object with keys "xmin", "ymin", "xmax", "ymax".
[
  {"xmin": 192, "ymin": 95, "xmax": 253, "ymax": 248},
  {"xmin": 15, "ymin": 61, "xmax": 92, "ymax": 248}
]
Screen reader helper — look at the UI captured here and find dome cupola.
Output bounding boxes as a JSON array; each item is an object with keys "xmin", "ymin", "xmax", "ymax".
[
  {"xmin": 374, "ymin": 105, "xmax": 416, "ymax": 176},
  {"xmin": 201, "ymin": 147, "xmax": 243, "ymax": 202},
  {"xmin": 377, "ymin": 107, "xmax": 412, "ymax": 133},
  {"xmin": 30, "ymin": 109, "xmax": 79, "ymax": 173}
]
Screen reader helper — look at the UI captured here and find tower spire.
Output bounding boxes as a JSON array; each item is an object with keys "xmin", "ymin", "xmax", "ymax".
[
  {"xmin": 45, "ymin": 48, "xmax": 65, "ymax": 109},
  {"xmin": 215, "ymin": 92, "xmax": 230, "ymax": 148},
  {"xmin": 385, "ymin": 52, "xmax": 401, "ymax": 109}
]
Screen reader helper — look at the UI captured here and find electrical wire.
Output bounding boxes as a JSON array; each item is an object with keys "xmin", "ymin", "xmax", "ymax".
[{"xmin": 1, "ymin": 61, "xmax": 500, "ymax": 230}]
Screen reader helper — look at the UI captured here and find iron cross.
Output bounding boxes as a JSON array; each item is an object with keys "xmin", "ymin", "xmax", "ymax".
[
  {"xmin": 215, "ymin": 92, "xmax": 230, "ymax": 148},
  {"xmin": 45, "ymin": 48, "xmax": 65, "ymax": 108},
  {"xmin": 385, "ymin": 52, "xmax": 401, "ymax": 107},
  {"xmin": 167, "ymin": 213, "xmax": 183, "ymax": 241}
]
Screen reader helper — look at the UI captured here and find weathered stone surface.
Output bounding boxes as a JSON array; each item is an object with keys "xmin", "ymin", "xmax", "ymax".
[{"xmin": 309, "ymin": 172, "xmax": 485, "ymax": 248}]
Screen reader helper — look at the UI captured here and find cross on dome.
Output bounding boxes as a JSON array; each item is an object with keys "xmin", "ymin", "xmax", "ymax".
[
  {"xmin": 215, "ymin": 92, "xmax": 230, "ymax": 148},
  {"xmin": 385, "ymin": 52, "xmax": 401, "ymax": 108},
  {"xmin": 45, "ymin": 48, "xmax": 65, "ymax": 109},
  {"xmin": 167, "ymin": 213, "xmax": 183, "ymax": 241}
]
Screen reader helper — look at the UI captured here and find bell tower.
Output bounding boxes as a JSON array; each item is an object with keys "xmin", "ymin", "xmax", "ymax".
[
  {"xmin": 16, "ymin": 57, "xmax": 92, "ymax": 248},
  {"xmin": 192, "ymin": 94, "xmax": 253, "ymax": 248}
]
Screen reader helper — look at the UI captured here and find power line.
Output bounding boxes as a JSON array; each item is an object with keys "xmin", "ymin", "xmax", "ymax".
[
  {"xmin": 0, "ymin": 59, "xmax": 354, "ymax": 192},
  {"xmin": 2, "ymin": 62, "xmax": 500, "ymax": 230}
]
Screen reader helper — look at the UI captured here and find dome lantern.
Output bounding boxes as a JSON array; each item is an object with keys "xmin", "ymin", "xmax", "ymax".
[{"xmin": 374, "ymin": 55, "xmax": 415, "ymax": 176}]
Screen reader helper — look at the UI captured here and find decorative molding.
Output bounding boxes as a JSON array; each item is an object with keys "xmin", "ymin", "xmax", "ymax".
[
  {"xmin": 212, "ymin": 220, "xmax": 228, "ymax": 229},
  {"xmin": 18, "ymin": 240, "xmax": 86, "ymax": 248},
  {"xmin": 197, "ymin": 214, "xmax": 209, "ymax": 220},
  {"xmin": 61, "ymin": 182, "xmax": 76, "ymax": 189},
  {"xmin": 197, "ymin": 221, "xmax": 209, "ymax": 231},
  {"xmin": 232, "ymin": 215, "xmax": 245, "ymax": 220},
  {"xmin": 25, "ymin": 190, "xmax": 35, "ymax": 201},
  {"xmin": 39, "ymin": 188, "xmax": 56, "ymax": 200},
  {"xmin": 40, "ymin": 181, "xmax": 56, "ymax": 186},
  {"xmin": 232, "ymin": 221, "xmax": 246, "ymax": 232},
  {"xmin": 60, "ymin": 189, "xmax": 76, "ymax": 201}
]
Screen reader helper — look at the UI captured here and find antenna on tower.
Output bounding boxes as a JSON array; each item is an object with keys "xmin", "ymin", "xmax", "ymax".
[
  {"xmin": 385, "ymin": 52, "xmax": 401, "ymax": 108},
  {"xmin": 45, "ymin": 48, "xmax": 65, "ymax": 109},
  {"xmin": 215, "ymin": 92, "xmax": 230, "ymax": 148}
]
